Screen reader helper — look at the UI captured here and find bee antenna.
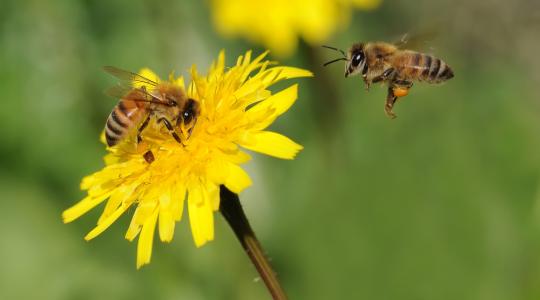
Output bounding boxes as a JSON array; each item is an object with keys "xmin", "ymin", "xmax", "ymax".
[
  {"xmin": 323, "ymin": 58, "xmax": 347, "ymax": 67},
  {"xmin": 322, "ymin": 45, "xmax": 346, "ymax": 57}
]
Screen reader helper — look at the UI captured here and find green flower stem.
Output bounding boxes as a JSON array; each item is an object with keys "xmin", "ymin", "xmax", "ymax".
[{"xmin": 219, "ymin": 186, "xmax": 288, "ymax": 300}]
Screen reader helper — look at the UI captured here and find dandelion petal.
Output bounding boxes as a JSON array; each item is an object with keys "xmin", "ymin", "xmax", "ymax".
[
  {"xmin": 224, "ymin": 163, "xmax": 252, "ymax": 194},
  {"xmin": 85, "ymin": 203, "xmax": 130, "ymax": 240},
  {"xmin": 241, "ymin": 131, "xmax": 303, "ymax": 160},
  {"xmin": 188, "ymin": 186, "xmax": 214, "ymax": 247},
  {"xmin": 137, "ymin": 208, "xmax": 159, "ymax": 269},
  {"xmin": 158, "ymin": 209, "xmax": 175, "ymax": 242},
  {"xmin": 62, "ymin": 192, "xmax": 112, "ymax": 223}
]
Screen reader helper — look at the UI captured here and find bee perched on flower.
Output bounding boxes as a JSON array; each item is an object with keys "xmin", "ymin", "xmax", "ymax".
[{"xmin": 63, "ymin": 51, "xmax": 312, "ymax": 269}]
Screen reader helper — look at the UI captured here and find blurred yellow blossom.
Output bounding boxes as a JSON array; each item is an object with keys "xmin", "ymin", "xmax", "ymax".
[
  {"xmin": 210, "ymin": 0, "xmax": 381, "ymax": 57},
  {"xmin": 62, "ymin": 50, "xmax": 312, "ymax": 268}
]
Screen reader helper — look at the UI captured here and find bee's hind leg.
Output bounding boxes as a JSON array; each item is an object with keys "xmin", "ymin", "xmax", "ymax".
[
  {"xmin": 384, "ymin": 85, "xmax": 398, "ymax": 119},
  {"xmin": 393, "ymin": 79, "xmax": 413, "ymax": 102},
  {"xmin": 393, "ymin": 79, "xmax": 413, "ymax": 88},
  {"xmin": 384, "ymin": 79, "xmax": 414, "ymax": 119},
  {"xmin": 143, "ymin": 150, "xmax": 155, "ymax": 164}
]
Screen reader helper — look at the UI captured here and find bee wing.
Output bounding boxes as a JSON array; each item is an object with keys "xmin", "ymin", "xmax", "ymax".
[
  {"xmin": 105, "ymin": 84, "xmax": 145, "ymax": 99},
  {"xmin": 394, "ymin": 30, "xmax": 438, "ymax": 52},
  {"xmin": 104, "ymin": 84, "xmax": 166, "ymax": 105},
  {"xmin": 103, "ymin": 66, "xmax": 159, "ymax": 87}
]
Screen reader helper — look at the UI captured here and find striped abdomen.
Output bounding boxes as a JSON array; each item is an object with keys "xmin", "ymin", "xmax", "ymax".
[
  {"xmin": 105, "ymin": 99, "xmax": 147, "ymax": 146},
  {"xmin": 397, "ymin": 51, "xmax": 454, "ymax": 84}
]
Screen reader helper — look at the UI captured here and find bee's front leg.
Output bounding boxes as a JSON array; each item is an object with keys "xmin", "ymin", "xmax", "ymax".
[
  {"xmin": 364, "ymin": 80, "xmax": 371, "ymax": 91},
  {"xmin": 362, "ymin": 75, "xmax": 371, "ymax": 91},
  {"xmin": 158, "ymin": 117, "xmax": 184, "ymax": 145}
]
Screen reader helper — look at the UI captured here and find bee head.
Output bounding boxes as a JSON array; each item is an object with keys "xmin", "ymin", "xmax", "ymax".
[
  {"xmin": 180, "ymin": 99, "xmax": 200, "ymax": 127},
  {"xmin": 345, "ymin": 43, "xmax": 366, "ymax": 78},
  {"xmin": 174, "ymin": 98, "xmax": 200, "ymax": 141}
]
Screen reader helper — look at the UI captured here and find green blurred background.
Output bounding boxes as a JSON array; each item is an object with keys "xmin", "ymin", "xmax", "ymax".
[{"xmin": 2, "ymin": 0, "xmax": 540, "ymax": 299}]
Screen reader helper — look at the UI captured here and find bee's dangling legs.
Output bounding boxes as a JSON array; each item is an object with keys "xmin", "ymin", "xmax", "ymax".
[{"xmin": 385, "ymin": 86, "xmax": 398, "ymax": 119}]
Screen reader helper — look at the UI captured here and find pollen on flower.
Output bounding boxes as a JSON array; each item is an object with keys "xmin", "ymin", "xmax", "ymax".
[{"xmin": 62, "ymin": 50, "xmax": 313, "ymax": 268}]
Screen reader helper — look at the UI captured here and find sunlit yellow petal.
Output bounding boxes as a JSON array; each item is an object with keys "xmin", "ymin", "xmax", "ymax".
[
  {"xmin": 241, "ymin": 131, "xmax": 303, "ymax": 159},
  {"xmin": 97, "ymin": 180, "xmax": 139, "ymax": 224},
  {"xmin": 171, "ymin": 182, "xmax": 186, "ymax": 221},
  {"xmin": 206, "ymin": 183, "xmax": 220, "ymax": 211},
  {"xmin": 62, "ymin": 192, "xmax": 113, "ymax": 223},
  {"xmin": 125, "ymin": 217, "xmax": 142, "ymax": 242},
  {"xmin": 132, "ymin": 201, "xmax": 158, "ymax": 228},
  {"xmin": 224, "ymin": 163, "xmax": 252, "ymax": 194},
  {"xmin": 157, "ymin": 185, "xmax": 175, "ymax": 242},
  {"xmin": 172, "ymin": 75, "xmax": 185, "ymax": 90},
  {"xmin": 247, "ymin": 84, "xmax": 298, "ymax": 130},
  {"xmin": 85, "ymin": 203, "xmax": 130, "ymax": 240},
  {"xmin": 269, "ymin": 67, "xmax": 314, "ymax": 82},
  {"xmin": 137, "ymin": 208, "xmax": 159, "ymax": 269},
  {"xmin": 188, "ymin": 186, "xmax": 214, "ymax": 247},
  {"xmin": 158, "ymin": 208, "xmax": 175, "ymax": 242}
]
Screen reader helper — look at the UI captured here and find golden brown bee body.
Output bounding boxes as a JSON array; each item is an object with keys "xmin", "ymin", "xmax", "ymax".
[
  {"xmin": 358, "ymin": 42, "xmax": 453, "ymax": 84},
  {"xmin": 324, "ymin": 41, "xmax": 454, "ymax": 118},
  {"xmin": 105, "ymin": 92, "xmax": 148, "ymax": 147},
  {"xmin": 104, "ymin": 66, "xmax": 200, "ymax": 147}
]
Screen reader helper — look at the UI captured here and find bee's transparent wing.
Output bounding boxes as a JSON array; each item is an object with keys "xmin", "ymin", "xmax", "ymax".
[
  {"xmin": 103, "ymin": 66, "xmax": 159, "ymax": 87},
  {"xmin": 394, "ymin": 30, "xmax": 438, "ymax": 52},
  {"xmin": 104, "ymin": 84, "xmax": 165, "ymax": 105}
]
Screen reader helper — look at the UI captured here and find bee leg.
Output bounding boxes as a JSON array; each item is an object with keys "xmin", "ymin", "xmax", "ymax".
[
  {"xmin": 384, "ymin": 85, "xmax": 398, "ymax": 119},
  {"xmin": 385, "ymin": 79, "xmax": 414, "ymax": 118},
  {"xmin": 372, "ymin": 68, "xmax": 396, "ymax": 84},
  {"xmin": 186, "ymin": 117, "xmax": 198, "ymax": 139},
  {"xmin": 143, "ymin": 150, "xmax": 155, "ymax": 164},
  {"xmin": 137, "ymin": 115, "xmax": 151, "ymax": 144},
  {"xmin": 394, "ymin": 79, "xmax": 413, "ymax": 87},
  {"xmin": 158, "ymin": 117, "xmax": 183, "ymax": 145},
  {"xmin": 392, "ymin": 80, "xmax": 413, "ymax": 102},
  {"xmin": 363, "ymin": 76, "xmax": 371, "ymax": 91}
]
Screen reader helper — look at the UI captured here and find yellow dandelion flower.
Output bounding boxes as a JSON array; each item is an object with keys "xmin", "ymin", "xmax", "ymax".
[
  {"xmin": 209, "ymin": 0, "xmax": 381, "ymax": 57},
  {"xmin": 63, "ymin": 50, "xmax": 312, "ymax": 268}
]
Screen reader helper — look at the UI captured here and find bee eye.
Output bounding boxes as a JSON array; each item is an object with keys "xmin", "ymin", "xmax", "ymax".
[
  {"xmin": 351, "ymin": 53, "xmax": 364, "ymax": 67},
  {"xmin": 183, "ymin": 111, "xmax": 192, "ymax": 123}
]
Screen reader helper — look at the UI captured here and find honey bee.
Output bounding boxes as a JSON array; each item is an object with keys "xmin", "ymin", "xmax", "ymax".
[
  {"xmin": 103, "ymin": 66, "xmax": 200, "ymax": 151},
  {"xmin": 323, "ymin": 40, "xmax": 454, "ymax": 118}
]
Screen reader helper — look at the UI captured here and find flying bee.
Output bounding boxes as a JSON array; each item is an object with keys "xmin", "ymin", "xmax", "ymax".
[
  {"xmin": 103, "ymin": 66, "xmax": 200, "ymax": 151},
  {"xmin": 323, "ymin": 40, "xmax": 454, "ymax": 118}
]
